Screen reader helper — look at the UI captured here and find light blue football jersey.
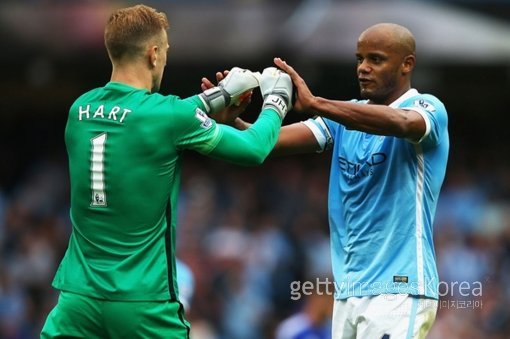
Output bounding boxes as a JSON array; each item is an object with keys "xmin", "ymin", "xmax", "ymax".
[{"xmin": 304, "ymin": 89, "xmax": 449, "ymax": 299}]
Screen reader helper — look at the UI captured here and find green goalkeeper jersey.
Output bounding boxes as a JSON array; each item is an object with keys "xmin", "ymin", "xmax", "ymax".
[{"xmin": 53, "ymin": 82, "xmax": 281, "ymax": 301}]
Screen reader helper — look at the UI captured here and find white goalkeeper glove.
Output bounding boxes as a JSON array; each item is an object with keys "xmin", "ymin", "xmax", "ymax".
[
  {"xmin": 199, "ymin": 67, "xmax": 261, "ymax": 115},
  {"xmin": 259, "ymin": 67, "xmax": 293, "ymax": 120}
]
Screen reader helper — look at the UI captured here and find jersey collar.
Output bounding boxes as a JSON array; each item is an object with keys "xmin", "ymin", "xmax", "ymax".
[
  {"xmin": 389, "ymin": 88, "xmax": 419, "ymax": 108},
  {"xmin": 105, "ymin": 82, "xmax": 150, "ymax": 93}
]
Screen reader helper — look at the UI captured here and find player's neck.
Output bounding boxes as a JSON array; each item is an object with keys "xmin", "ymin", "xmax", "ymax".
[
  {"xmin": 373, "ymin": 84, "xmax": 412, "ymax": 106},
  {"xmin": 110, "ymin": 64, "xmax": 152, "ymax": 91}
]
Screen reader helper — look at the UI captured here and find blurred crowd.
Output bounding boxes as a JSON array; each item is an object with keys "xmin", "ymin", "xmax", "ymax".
[{"xmin": 0, "ymin": 145, "xmax": 509, "ymax": 338}]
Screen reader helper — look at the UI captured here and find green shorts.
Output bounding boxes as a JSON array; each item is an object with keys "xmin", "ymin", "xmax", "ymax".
[{"xmin": 40, "ymin": 291, "xmax": 190, "ymax": 339}]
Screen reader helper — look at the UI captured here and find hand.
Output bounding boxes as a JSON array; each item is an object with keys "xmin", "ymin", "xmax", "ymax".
[
  {"xmin": 259, "ymin": 67, "xmax": 293, "ymax": 120},
  {"xmin": 273, "ymin": 57, "xmax": 314, "ymax": 113},
  {"xmin": 199, "ymin": 67, "xmax": 260, "ymax": 115},
  {"xmin": 220, "ymin": 67, "xmax": 260, "ymax": 106},
  {"xmin": 201, "ymin": 70, "xmax": 226, "ymax": 92},
  {"xmin": 212, "ymin": 95, "xmax": 252, "ymax": 125},
  {"xmin": 201, "ymin": 70, "xmax": 252, "ymax": 125}
]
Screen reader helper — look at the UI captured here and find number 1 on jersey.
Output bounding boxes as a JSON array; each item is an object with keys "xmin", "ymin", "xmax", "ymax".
[{"xmin": 91, "ymin": 133, "xmax": 107, "ymax": 206}]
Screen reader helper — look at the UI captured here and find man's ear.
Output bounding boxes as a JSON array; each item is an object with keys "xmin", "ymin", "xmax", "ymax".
[
  {"xmin": 402, "ymin": 54, "xmax": 415, "ymax": 75},
  {"xmin": 148, "ymin": 45, "xmax": 158, "ymax": 68}
]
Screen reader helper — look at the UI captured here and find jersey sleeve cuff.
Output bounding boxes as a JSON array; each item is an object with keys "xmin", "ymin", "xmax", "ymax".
[
  {"xmin": 403, "ymin": 107, "xmax": 431, "ymax": 144},
  {"xmin": 302, "ymin": 117, "xmax": 333, "ymax": 153}
]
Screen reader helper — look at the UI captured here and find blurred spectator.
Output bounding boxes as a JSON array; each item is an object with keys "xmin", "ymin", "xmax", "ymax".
[
  {"xmin": 176, "ymin": 258, "xmax": 195, "ymax": 313},
  {"xmin": 275, "ymin": 274, "xmax": 333, "ymax": 339}
]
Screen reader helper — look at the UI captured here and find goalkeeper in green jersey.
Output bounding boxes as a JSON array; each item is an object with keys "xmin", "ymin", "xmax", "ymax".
[{"xmin": 40, "ymin": 4, "xmax": 292, "ymax": 339}]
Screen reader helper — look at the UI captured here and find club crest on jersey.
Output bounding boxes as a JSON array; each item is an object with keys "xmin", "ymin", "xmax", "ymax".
[
  {"xmin": 195, "ymin": 108, "xmax": 213, "ymax": 129},
  {"xmin": 413, "ymin": 99, "xmax": 436, "ymax": 113}
]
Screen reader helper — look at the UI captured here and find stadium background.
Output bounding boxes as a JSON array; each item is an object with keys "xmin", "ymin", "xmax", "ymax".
[{"xmin": 1, "ymin": 0, "xmax": 509, "ymax": 338}]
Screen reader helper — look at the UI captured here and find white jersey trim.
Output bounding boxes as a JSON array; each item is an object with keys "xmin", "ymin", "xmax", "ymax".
[
  {"xmin": 414, "ymin": 143, "xmax": 426, "ymax": 295},
  {"xmin": 302, "ymin": 118, "xmax": 332, "ymax": 153},
  {"xmin": 389, "ymin": 88, "xmax": 432, "ymax": 144},
  {"xmin": 403, "ymin": 108, "xmax": 432, "ymax": 144}
]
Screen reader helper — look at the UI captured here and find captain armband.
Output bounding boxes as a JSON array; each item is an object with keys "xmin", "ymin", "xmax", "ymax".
[{"xmin": 302, "ymin": 116, "xmax": 333, "ymax": 153}]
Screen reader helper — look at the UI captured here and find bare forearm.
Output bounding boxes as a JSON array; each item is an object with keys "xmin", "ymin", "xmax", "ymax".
[
  {"xmin": 311, "ymin": 96, "xmax": 424, "ymax": 139},
  {"xmin": 230, "ymin": 118, "xmax": 320, "ymax": 157},
  {"xmin": 271, "ymin": 123, "xmax": 321, "ymax": 156}
]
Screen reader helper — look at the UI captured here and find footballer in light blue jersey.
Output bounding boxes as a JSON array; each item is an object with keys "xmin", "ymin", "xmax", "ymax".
[
  {"xmin": 209, "ymin": 22, "xmax": 448, "ymax": 337},
  {"xmin": 304, "ymin": 88, "xmax": 449, "ymax": 300},
  {"xmin": 267, "ymin": 22, "xmax": 450, "ymax": 338}
]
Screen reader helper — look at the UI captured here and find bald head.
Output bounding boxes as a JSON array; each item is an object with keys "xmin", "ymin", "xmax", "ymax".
[
  {"xmin": 359, "ymin": 23, "xmax": 415, "ymax": 58},
  {"xmin": 355, "ymin": 23, "xmax": 417, "ymax": 105}
]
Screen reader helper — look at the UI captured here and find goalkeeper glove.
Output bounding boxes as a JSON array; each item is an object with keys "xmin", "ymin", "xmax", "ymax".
[
  {"xmin": 199, "ymin": 67, "xmax": 261, "ymax": 115},
  {"xmin": 259, "ymin": 67, "xmax": 293, "ymax": 120}
]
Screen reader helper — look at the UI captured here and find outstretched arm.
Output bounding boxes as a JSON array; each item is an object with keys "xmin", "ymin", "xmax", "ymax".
[
  {"xmin": 272, "ymin": 122, "xmax": 321, "ymax": 156},
  {"xmin": 274, "ymin": 57, "xmax": 426, "ymax": 141},
  {"xmin": 208, "ymin": 109, "xmax": 281, "ymax": 165},
  {"xmin": 197, "ymin": 67, "xmax": 295, "ymax": 165},
  {"xmin": 201, "ymin": 67, "xmax": 322, "ymax": 157}
]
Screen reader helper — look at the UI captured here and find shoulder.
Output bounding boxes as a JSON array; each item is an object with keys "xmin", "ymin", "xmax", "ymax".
[
  {"xmin": 400, "ymin": 90, "xmax": 448, "ymax": 129},
  {"xmin": 135, "ymin": 93, "xmax": 203, "ymax": 124},
  {"xmin": 144, "ymin": 92, "xmax": 181, "ymax": 107},
  {"xmin": 402, "ymin": 91, "xmax": 449, "ymax": 146},
  {"xmin": 72, "ymin": 86, "xmax": 103, "ymax": 105},
  {"xmin": 403, "ymin": 92, "xmax": 447, "ymax": 116}
]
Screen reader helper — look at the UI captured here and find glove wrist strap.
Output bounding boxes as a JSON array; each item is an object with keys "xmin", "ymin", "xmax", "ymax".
[
  {"xmin": 263, "ymin": 94, "xmax": 288, "ymax": 120},
  {"xmin": 199, "ymin": 87, "xmax": 231, "ymax": 114}
]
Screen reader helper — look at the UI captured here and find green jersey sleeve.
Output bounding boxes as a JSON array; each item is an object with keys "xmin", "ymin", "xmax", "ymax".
[
  {"xmin": 180, "ymin": 95, "xmax": 283, "ymax": 166},
  {"xmin": 207, "ymin": 109, "xmax": 281, "ymax": 165}
]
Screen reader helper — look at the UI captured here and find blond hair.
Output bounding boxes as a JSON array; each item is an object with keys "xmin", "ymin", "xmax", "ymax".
[{"xmin": 105, "ymin": 4, "xmax": 169, "ymax": 62}]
